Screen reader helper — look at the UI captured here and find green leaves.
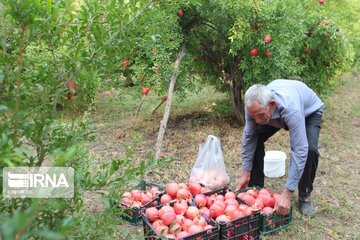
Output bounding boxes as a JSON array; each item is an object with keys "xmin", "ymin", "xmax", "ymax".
[
  {"xmin": 0, "ymin": 105, "xmax": 9, "ymax": 111},
  {"xmin": 0, "ymin": 132, "xmax": 26, "ymax": 168},
  {"xmin": 0, "ymin": 200, "xmax": 39, "ymax": 239}
]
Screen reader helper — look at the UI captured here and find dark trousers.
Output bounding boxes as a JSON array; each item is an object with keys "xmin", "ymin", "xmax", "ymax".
[{"xmin": 248, "ymin": 112, "xmax": 322, "ymax": 198}]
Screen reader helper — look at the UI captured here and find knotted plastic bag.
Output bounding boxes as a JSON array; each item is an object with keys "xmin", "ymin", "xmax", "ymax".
[{"xmin": 189, "ymin": 135, "xmax": 230, "ymax": 190}]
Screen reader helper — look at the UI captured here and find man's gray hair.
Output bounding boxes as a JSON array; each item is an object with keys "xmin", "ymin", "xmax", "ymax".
[{"xmin": 244, "ymin": 84, "xmax": 274, "ymax": 108}]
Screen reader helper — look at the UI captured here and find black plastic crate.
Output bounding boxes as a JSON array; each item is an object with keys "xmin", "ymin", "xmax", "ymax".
[
  {"xmin": 218, "ymin": 211, "xmax": 260, "ymax": 240},
  {"xmin": 260, "ymin": 206, "xmax": 292, "ymax": 235},
  {"xmin": 142, "ymin": 202, "xmax": 219, "ymax": 239},
  {"xmin": 119, "ymin": 180, "xmax": 165, "ymax": 225},
  {"xmin": 192, "ymin": 188, "xmax": 260, "ymax": 239},
  {"xmin": 234, "ymin": 188, "xmax": 292, "ymax": 235}
]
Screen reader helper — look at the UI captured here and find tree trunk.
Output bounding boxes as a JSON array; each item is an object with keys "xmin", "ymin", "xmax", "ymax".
[
  {"xmin": 228, "ymin": 66, "xmax": 244, "ymax": 125},
  {"xmin": 230, "ymin": 89, "xmax": 243, "ymax": 125},
  {"xmin": 154, "ymin": 43, "xmax": 186, "ymax": 159}
]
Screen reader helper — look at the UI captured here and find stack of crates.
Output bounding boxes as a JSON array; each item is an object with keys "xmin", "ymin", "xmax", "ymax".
[{"xmin": 120, "ymin": 181, "xmax": 292, "ymax": 239}]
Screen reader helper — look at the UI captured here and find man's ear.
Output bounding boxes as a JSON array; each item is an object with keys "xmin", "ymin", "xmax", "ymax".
[{"xmin": 269, "ymin": 100, "xmax": 276, "ymax": 108}]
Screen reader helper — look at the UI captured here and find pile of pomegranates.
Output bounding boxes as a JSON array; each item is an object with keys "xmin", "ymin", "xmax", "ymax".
[
  {"xmin": 121, "ymin": 186, "xmax": 162, "ymax": 208},
  {"xmin": 159, "ymin": 182, "xmax": 213, "ymax": 205},
  {"xmin": 236, "ymin": 188, "xmax": 279, "ymax": 215},
  {"xmin": 189, "ymin": 169, "xmax": 230, "ymax": 191},
  {"xmin": 193, "ymin": 191, "xmax": 258, "ymax": 223},
  {"xmin": 144, "ymin": 200, "xmax": 216, "ymax": 239}
]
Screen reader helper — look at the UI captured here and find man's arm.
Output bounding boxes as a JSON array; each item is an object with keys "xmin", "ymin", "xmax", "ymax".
[{"xmin": 241, "ymin": 110, "xmax": 258, "ymax": 172}]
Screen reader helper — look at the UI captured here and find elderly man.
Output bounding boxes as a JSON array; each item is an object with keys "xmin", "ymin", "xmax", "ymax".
[{"xmin": 236, "ymin": 79, "xmax": 324, "ymax": 217}]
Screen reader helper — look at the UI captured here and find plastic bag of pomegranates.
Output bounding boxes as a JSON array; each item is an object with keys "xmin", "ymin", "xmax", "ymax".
[{"xmin": 189, "ymin": 135, "xmax": 230, "ymax": 190}]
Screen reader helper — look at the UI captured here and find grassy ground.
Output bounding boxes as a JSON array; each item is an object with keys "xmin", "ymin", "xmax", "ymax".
[{"xmin": 85, "ymin": 72, "xmax": 360, "ymax": 239}]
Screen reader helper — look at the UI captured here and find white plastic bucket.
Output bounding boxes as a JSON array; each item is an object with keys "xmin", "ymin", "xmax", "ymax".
[{"xmin": 263, "ymin": 150, "xmax": 286, "ymax": 178}]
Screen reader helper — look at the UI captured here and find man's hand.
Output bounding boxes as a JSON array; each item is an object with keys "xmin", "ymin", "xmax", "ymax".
[
  {"xmin": 275, "ymin": 188, "xmax": 292, "ymax": 215},
  {"xmin": 236, "ymin": 171, "xmax": 251, "ymax": 190}
]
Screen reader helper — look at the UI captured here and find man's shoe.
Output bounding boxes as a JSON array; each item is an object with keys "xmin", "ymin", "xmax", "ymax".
[{"xmin": 299, "ymin": 198, "xmax": 315, "ymax": 217}]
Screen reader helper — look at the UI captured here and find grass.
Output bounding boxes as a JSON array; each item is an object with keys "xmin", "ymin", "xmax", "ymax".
[{"xmin": 85, "ymin": 72, "xmax": 360, "ymax": 239}]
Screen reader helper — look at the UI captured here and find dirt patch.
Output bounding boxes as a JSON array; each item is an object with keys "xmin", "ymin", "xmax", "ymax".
[{"xmin": 82, "ymin": 190, "xmax": 105, "ymax": 213}]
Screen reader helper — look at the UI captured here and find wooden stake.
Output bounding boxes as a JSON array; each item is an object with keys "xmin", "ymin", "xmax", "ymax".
[{"xmin": 154, "ymin": 43, "xmax": 186, "ymax": 159}]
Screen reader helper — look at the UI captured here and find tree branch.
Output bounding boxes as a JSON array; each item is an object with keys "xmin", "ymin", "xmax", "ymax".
[{"xmin": 13, "ymin": 24, "xmax": 27, "ymax": 146}]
